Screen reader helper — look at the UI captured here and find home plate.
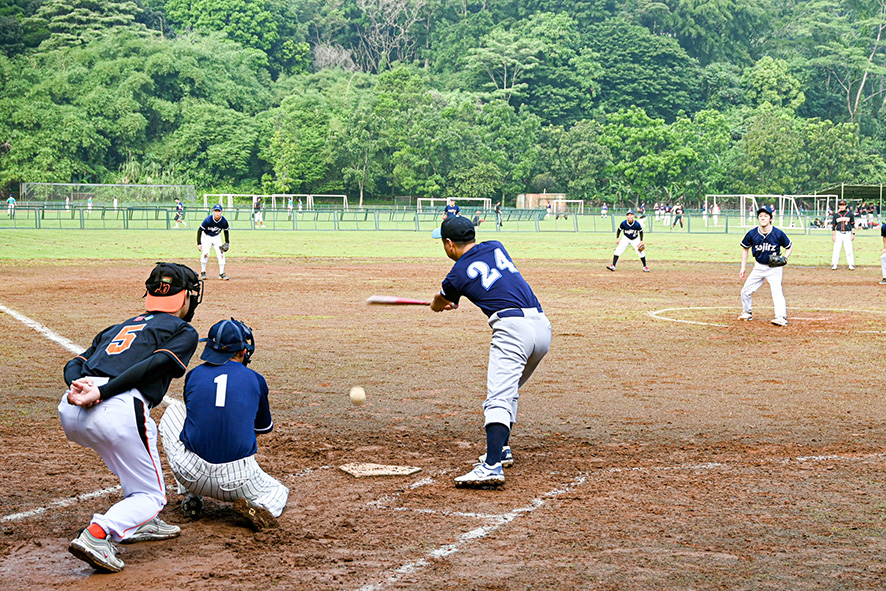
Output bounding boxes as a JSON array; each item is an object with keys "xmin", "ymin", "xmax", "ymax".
[{"xmin": 339, "ymin": 463, "xmax": 422, "ymax": 477}]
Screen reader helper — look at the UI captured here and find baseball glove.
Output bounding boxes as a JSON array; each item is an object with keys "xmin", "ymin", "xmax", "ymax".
[
  {"xmin": 637, "ymin": 242, "xmax": 645, "ymax": 252},
  {"xmin": 768, "ymin": 254, "xmax": 787, "ymax": 267},
  {"xmin": 220, "ymin": 243, "xmax": 229, "ymax": 253}
]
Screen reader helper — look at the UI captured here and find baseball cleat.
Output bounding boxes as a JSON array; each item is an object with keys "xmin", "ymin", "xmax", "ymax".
[
  {"xmin": 879, "ymin": 278, "xmax": 886, "ymax": 284},
  {"xmin": 606, "ymin": 265, "xmax": 616, "ymax": 272},
  {"xmin": 233, "ymin": 497, "xmax": 278, "ymax": 531},
  {"xmin": 218, "ymin": 273, "xmax": 229, "ymax": 280},
  {"xmin": 478, "ymin": 446, "xmax": 514, "ymax": 468},
  {"xmin": 69, "ymin": 529, "xmax": 124, "ymax": 573},
  {"xmin": 738, "ymin": 312, "xmax": 753, "ymax": 321},
  {"xmin": 849, "ymin": 266, "xmax": 855, "ymax": 270},
  {"xmin": 181, "ymin": 494, "xmax": 204, "ymax": 519},
  {"xmin": 454, "ymin": 462, "xmax": 505, "ymax": 489},
  {"xmin": 200, "ymin": 272, "xmax": 206, "ymax": 280},
  {"xmin": 122, "ymin": 517, "xmax": 181, "ymax": 543},
  {"xmin": 831, "ymin": 265, "xmax": 838, "ymax": 270},
  {"xmin": 771, "ymin": 317, "xmax": 788, "ymax": 327},
  {"xmin": 643, "ymin": 266, "xmax": 650, "ymax": 272}
]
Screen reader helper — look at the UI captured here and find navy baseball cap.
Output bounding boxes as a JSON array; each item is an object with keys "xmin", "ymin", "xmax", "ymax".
[
  {"xmin": 200, "ymin": 318, "xmax": 255, "ymax": 365},
  {"xmin": 145, "ymin": 262, "xmax": 199, "ymax": 314},
  {"xmin": 626, "ymin": 209, "xmax": 634, "ymax": 215},
  {"xmin": 212, "ymin": 203, "xmax": 223, "ymax": 211},
  {"xmin": 432, "ymin": 215, "xmax": 475, "ymax": 242},
  {"xmin": 756, "ymin": 205, "xmax": 773, "ymax": 217}
]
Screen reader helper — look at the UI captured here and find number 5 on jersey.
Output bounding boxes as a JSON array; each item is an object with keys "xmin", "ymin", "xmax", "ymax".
[
  {"xmin": 467, "ymin": 248, "xmax": 519, "ymax": 290},
  {"xmin": 105, "ymin": 325, "xmax": 146, "ymax": 355}
]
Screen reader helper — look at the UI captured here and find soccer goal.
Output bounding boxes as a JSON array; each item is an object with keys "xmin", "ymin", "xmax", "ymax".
[
  {"xmin": 417, "ymin": 197, "xmax": 492, "ymax": 214},
  {"xmin": 22, "ymin": 182, "xmax": 196, "ymax": 204},
  {"xmin": 548, "ymin": 199, "xmax": 584, "ymax": 215},
  {"xmin": 706, "ymin": 194, "xmax": 812, "ymax": 228},
  {"xmin": 308, "ymin": 194, "xmax": 349, "ymax": 210}
]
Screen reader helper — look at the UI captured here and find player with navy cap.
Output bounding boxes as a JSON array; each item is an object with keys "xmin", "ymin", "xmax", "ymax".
[
  {"xmin": 430, "ymin": 216, "xmax": 552, "ymax": 488},
  {"xmin": 606, "ymin": 210, "xmax": 649, "ymax": 272},
  {"xmin": 197, "ymin": 204, "xmax": 230, "ymax": 280},
  {"xmin": 739, "ymin": 205, "xmax": 793, "ymax": 326},
  {"xmin": 159, "ymin": 318, "xmax": 289, "ymax": 531}
]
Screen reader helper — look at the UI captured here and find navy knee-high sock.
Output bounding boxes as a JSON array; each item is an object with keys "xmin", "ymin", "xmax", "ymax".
[{"xmin": 485, "ymin": 423, "xmax": 510, "ymax": 466}]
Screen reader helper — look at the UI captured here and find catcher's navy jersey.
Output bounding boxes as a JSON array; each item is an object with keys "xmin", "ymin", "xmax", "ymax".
[
  {"xmin": 74, "ymin": 313, "xmax": 198, "ymax": 405},
  {"xmin": 441, "ymin": 241, "xmax": 541, "ymax": 317},
  {"xmin": 740, "ymin": 227, "xmax": 792, "ymax": 265},
  {"xmin": 179, "ymin": 361, "xmax": 273, "ymax": 464},
  {"xmin": 200, "ymin": 215, "xmax": 229, "ymax": 237},
  {"xmin": 619, "ymin": 219, "xmax": 642, "ymax": 239}
]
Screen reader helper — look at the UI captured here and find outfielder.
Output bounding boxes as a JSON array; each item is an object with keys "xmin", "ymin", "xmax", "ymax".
[
  {"xmin": 159, "ymin": 318, "xmax": 289, "ymax": 531},
  {"xmin": 606, "ymin": 210, "xmax": 649, "ymax": 272},
  {"xmin": 59, "ymin": 262, "xmax": 203, "ymax": 572},
  {"xmin": 173, "ymin": 197, "xmax": 187, "ymax": 228},
  {"xmin": 197, "ymin": 204, "xmax": 230, "ymax": 280},
  {"xmin": 430, "ymin": 216, "xmax": 551, "ymax": 488},
  {"xmin": 253, "ymin": 196, "xmax": 265, "ymax": 228},
  {"xmin": 831, "ymin": 199, "xmax": 855, "ymax": 270},
  {"xmin": 444, "ymin": 199, "xmax": 460, "ymax": 220},
  {"xmin": 739, "ymin": 206, "xmax": 793, "ymax": 326}
]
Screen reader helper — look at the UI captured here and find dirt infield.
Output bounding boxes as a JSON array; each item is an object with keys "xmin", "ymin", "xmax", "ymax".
[{"xmin": 2, "ymin": 258, "xmax": 886, "ymax": 590}]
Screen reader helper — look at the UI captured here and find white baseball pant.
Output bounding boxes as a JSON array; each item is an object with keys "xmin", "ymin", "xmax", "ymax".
[
  {"xmin": 483, "ymin": 309, "xmax": 552, "ymax": 427},
  {"xmin": 614, "ymin": 236, "xmax": 644, "ymax": 258},
  {"xmin": 832, "ymin": 232, "xmax": 854, "ymax": 267},
  {"xmin": 741, "ymin": 263, "xmax": 787, "ymax": 319},
  {"xmin": 58, "ymin": 378, "xmax": 167, "ymax": 542},
  {"xmin": 158, "ymin": 400, "xmax": 289, "ymax": 517},
  {"xmin": 200, "ymin": 233, "xmax": 226, "ymax": 273},
  {"xmin": 880, "ymin": 251, "xmax": 886, "ymax": 279}
]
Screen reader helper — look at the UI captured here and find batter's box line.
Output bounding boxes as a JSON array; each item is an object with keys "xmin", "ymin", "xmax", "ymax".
[{"xmin": 650, "ymin": 305, "xmax": 886, "ymax": 328}]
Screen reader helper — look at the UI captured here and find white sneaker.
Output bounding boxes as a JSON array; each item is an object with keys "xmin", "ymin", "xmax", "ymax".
[
  {"xmin": 831, "ymin": 265, "xmax": 838, "ymax": 270},
  {"xmin": 69, "ymin": 529, "xmax": 124, "ymax": 572},
  {"xmin": 454, "ymin": 462, "xmax": 505, "ymax": 488},
  {"xmin": 771, "ymin": 317, "xmax": 788, "ymax": 327},
  {"xmin": 122, "ymin": 517, "xmax": 180, "ymax": 543},
  {"xmin": 478, "ymin": 446, "xmax": 514, "ymax": 468},
  {"xmin": 738, "ymin": 312, "xmax": 752, "ymax": 321},
  {"xmin": 849, "ymin": 266, "xmax": 855, "ymax": 270}
]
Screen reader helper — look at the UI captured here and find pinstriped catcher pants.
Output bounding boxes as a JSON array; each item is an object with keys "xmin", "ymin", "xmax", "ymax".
[{"xmin": 158, "ymin": 400, "xmax": 289, "ymax": 517}]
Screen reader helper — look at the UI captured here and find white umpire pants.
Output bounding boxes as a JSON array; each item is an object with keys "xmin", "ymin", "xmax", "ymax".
[
  {"xmin": 483, "ymin": 309, "xmax": 552, "ymax": 427},
  {"xmin": 832, "ymin": 232, "xmax": 854, "ymax": 267},
  {"xmin": 58, "ymin": 378, "xmax": 167, "ymax": 542},
  {"xmin": 741, "ymin": 263, "xmax": 787, "ymax": 319},
  {"xmin": 159, "ymin": 400, "xmax": 289, "ymax": 517},
  {"xmin": 200, "ymin": 233, "xmax": 226, "ymax": 273},
  {"xmin": 614, "ymin": 236, "xmax": 644, "ymax": 258}
]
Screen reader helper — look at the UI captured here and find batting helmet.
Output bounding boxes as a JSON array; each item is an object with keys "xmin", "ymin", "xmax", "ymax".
[{"xmin": 200, "ymin": 318, "xmax": 255, "ymax": 366}]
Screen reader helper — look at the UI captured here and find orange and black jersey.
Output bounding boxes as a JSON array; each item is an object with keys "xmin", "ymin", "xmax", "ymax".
[{"xmin": 64, "ymin": 312, "xmax": 198, "ymax": 407}]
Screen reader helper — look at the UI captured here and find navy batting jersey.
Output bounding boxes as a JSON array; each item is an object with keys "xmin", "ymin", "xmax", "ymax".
[
  {"xmin": 881, "ymin": 222, "xmax": 886, "ymax": 237},
  {"xmin": 180, "ymin": 360, "xmax": 273, "ymax": 464},
  {"xmin": 74, "ymin": 313, "xmax": 198, "ymax": 406},
  {"xmin": 740, "ymin": 227, "xmax": 792, "ymax": 265},
  {"xmin": 200, "ymin": 215, "xmax": 229, "ymax": 237},
  {"xmin": 441, "ymin": 241, "xmax": 542, "ymax": 317},
  {"xmin": 445, "ymin": 204, "xmax": 460, "ymax": 218},
  {"xmin": 619, "ymin": 219, "xmax": 642, "ymax": 240}
]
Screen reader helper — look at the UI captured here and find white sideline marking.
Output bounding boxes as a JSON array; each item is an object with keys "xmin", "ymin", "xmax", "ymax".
[
  {"xmin": 0, "ymin": 302, "xmax": 83, "ymax": 354},
  {"xmin": 1, "ymin": 486, "xmax": 121, "ymax": 523}
]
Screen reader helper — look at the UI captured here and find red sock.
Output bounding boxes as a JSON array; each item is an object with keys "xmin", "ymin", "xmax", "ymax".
[{"xmin": 87, "ymin": 523, "xmax": 107, "ymax": 539}]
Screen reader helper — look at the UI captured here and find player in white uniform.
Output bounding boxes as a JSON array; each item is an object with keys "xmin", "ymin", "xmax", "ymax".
[
  {"xmin": 197, "ymin": 204, "xmax": 230, "ymax": 280},
  {"xmin": 159, "ymin": 318, "xmax": 289, "ymax": 531},
  {"xmin": 739, "ymin": 206, "xmax": 793, "ymax": 326},
  {"xmin": 831, "ymin": 199, "xmax": 855, "ymax": 270},
  {"xmin": 606, "ymin": 210, "xmax": 649, "ymax": 272}
]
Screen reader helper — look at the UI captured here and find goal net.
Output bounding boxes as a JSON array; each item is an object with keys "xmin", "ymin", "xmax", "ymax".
[
  {"xmin": 547, "ymin": 199, "xmax": 584, "ymax": 215},
  {"xmin": 705, "ymin": 194, "xmax": 814, "ymax": 228},
  {"xmin": 22, "ymin": 183, "xmax": 196, "ymax": 204},
  {"xmin": 308, "ymin": 194, "xmax": 349, "ymax": 210},
  {"xmin": 417, "ymin": 197, "xmax": 492, "ymax": 214}
]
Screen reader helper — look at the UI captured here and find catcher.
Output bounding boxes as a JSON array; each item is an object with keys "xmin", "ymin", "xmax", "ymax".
[
  {"xmin": 738, "ymin": 205, "xmax": 793, "ymax": 326},
  {"xmin": 606, "ymin": 210, "xmax": 649, "ymax": 272}
]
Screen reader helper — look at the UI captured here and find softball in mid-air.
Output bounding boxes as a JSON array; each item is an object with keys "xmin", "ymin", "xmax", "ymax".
[{"xmin": 349, "ymin": 386, "xmax": 366, "ymax": 406}]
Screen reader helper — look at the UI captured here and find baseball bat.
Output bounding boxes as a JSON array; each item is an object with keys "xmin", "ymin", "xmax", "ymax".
[{"xmin": 366, "ymin": 295, "xmax": 430, "ymax": 306}]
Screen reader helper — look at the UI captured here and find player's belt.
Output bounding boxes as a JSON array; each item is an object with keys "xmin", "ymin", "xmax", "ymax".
[
  {"xmin": 838, "ymin": 230, "xmax": 851, "ymax": 233},
  {"xmin": 493, "ymin": 307, "xmax": 543, "ymax": 319}
]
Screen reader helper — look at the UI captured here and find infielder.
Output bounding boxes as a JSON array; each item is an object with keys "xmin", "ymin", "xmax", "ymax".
[
  {"xmin": 606, "ymin": 210, "xmax": 649, "ymax": 272},
  {"xmin": 831, "ymin": 199, "xmax": 855, "ymax": 270},
  {"xmin": 159, "ymin": 318, "xmax": 289, "ymax": 531},
  {"xmin": 739, "ymin": 206, "xmax": 793, "ymax": 326},
  {"xmin": 431, "ymin": 216, "xmax": 551, "ymax": 488},
  {"xmin": 59, "ymin": 262, "xmax": 203, "ymax": 572},
  {"xmin": 197, "ymin": 204, "xmax": 230, "ymax": 280}
]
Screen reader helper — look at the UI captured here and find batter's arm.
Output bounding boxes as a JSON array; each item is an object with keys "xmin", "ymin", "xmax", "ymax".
[{"xmin": 431, "ymin": 292, "xmax": 457, "ymax": 312}]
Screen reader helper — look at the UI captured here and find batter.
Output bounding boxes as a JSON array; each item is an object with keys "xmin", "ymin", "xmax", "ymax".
[{"xmin": 430, "ymin": 216, "xmax": 551, "ymax": 488}]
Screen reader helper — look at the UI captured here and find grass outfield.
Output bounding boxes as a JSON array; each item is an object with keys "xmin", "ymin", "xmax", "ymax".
[{"xmin": 0, "ymin": 228, "xmax": 880, "ymax": 266}]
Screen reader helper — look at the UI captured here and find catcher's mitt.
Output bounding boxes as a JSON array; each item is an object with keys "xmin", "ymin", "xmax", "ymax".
[
  {"xmin": 768, "ymin": 254, "xmax": 787, "ymax": 267},
  {"xmin": 637, "ymin": 241, "xmax": 645, "ymax": 252},
  {"xmin": 220, "ymin": 243, "xmax": 230, "ymax": 253}
]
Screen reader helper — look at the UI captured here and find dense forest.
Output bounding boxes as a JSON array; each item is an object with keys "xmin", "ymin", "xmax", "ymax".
[{"xmin": 2, "ymin": 0, "xmax": 886, "ymax": 206}]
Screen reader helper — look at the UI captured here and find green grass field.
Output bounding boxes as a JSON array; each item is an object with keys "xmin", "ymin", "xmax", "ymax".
[{"xmin": 0, "ymin": 227, "xmax": 880, "ymax": 267}]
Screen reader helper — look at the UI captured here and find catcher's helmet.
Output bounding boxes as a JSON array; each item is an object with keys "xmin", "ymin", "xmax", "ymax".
[{"xmin": 200, "ymin": 318, "xmax": 255, "ymax": 366}]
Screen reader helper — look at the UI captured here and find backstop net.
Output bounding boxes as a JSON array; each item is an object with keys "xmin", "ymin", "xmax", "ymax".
[{"xmin": 21, "ymin": 183, "xmax": 196, "ymax": 204}]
